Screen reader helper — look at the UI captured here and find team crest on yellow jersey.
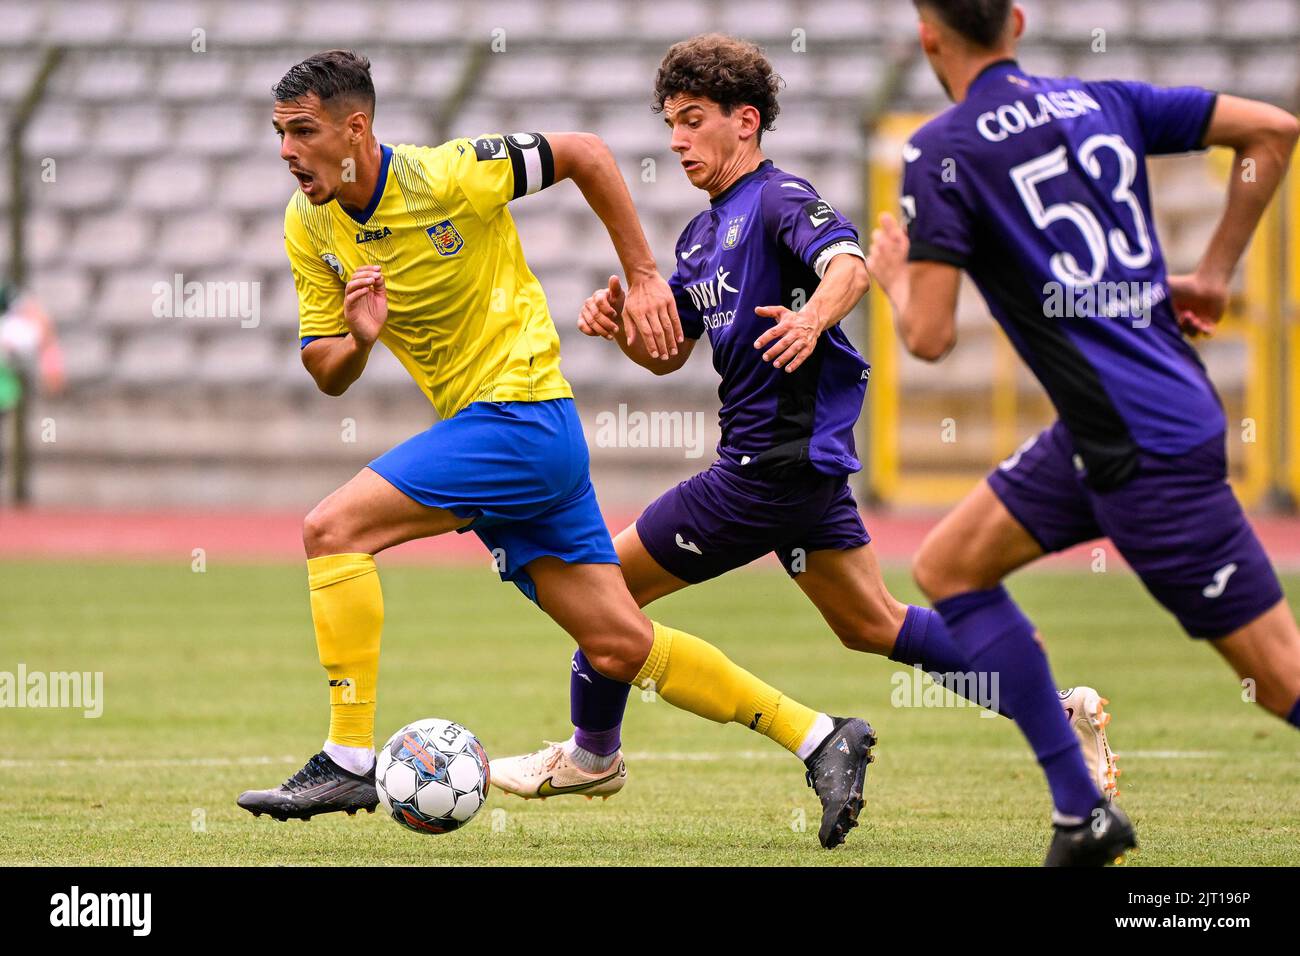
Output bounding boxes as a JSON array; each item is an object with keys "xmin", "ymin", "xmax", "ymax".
[{"xmin": 427, "ymin": 219, "xmax": 464, "ymax": 256}]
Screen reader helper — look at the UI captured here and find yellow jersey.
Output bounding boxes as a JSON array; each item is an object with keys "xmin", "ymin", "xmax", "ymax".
[{"xmin": 284, "ymin": 133, "xmax": 572, "ymax": 419}]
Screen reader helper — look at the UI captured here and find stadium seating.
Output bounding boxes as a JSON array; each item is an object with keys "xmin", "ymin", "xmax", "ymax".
[{"xmin": 0, "ymin": 0, "xmax": 1295, "ymax": 507}]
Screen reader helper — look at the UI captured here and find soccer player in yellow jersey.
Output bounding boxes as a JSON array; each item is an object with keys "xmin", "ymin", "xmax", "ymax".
[{"xmin": 237, "ymin": 50, "xmax": 875, "ymax": 849}]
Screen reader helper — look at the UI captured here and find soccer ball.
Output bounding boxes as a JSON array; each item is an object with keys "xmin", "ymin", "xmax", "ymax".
[{"xmin": 375, "ymin": 718, "xmax": 490, "ymax": 834}]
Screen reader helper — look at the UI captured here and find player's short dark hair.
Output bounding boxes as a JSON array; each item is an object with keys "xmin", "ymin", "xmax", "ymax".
[
  {"xmin": 913, "ymin": 0, "xmax": 1014, "ymax": 48},
  {"xmin": 273, "ymin": 49, "xmax": 375, "ymax": 116},
  {"xmin": 653, "ymin": 34, "xmax": 782, "ymax": 141}
]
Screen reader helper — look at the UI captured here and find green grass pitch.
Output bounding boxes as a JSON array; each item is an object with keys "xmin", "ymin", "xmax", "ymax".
[{"xmin": 1, "ymin": 558, "xmax": 1297, "ymax": 866}]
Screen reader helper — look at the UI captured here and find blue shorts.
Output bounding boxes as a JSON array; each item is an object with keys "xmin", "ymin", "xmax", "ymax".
[
  {"xmin": 368, "ymin": 398, "xmax": 619, "ymax": 603},
  {"xmin": 987, "ymin": 420, "xmax": 1284, "ymax": 639},
  {"xmin": 636, "ymin": 459, "xmax": 870, "ymax": 583}
]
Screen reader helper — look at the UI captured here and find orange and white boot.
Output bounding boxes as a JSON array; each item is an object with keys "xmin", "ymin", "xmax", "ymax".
[{"xmin": 1059, "ymin": 686, "xmax": 1121, "ymax": 800}]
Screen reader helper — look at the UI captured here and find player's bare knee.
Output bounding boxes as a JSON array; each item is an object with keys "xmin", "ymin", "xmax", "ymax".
[
  {"xmin": 832, "ymin": 616, "xmax": 897, "ymax": 655},
  {"xmin": 1260, "ymin": 694, "xmax": 1292, "ymax": 720},
  {"xmin": 303, "ymin": 504, "xmax": 352, "ymax": 557},
  {"xmin": 302, "ymin": 508, "xmax": 329, "ymax": 556},
  {"xmin": 1251, "ymin": 673, "xmax": 1300, "ymax": 719},
  {"xmin": 915, "ymin": 540, "xmax": 997, "ymax": 601},
  {"xmin": 581, "ymin": 617, "xmax": 653, "ymax": 683},
  {"xmin": 1245, "ymin": 677, "xmax": 1291, "ymax": 719},
  {"xmin": 836, "ymin": 628, "xmax": 888, "ymax": 655},
  {"xmin": 912, "ymin": 549, "xmax": 951, "ymax": 603},
  {"xmin": 581, "ymin": 641, "xmax": 641, "ymax": 684}
]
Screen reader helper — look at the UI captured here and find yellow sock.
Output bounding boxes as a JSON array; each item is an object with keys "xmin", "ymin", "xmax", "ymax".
[
  {"xmin": 308, "ymin": 553, "xmax": 383, "ymax": 750},
  {"xmin": 635, "ymin": 621, "xmax": 820, "ymax": 755}
]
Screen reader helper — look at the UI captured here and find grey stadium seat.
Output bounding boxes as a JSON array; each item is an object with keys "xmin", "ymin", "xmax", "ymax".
[{"xmin": 116, "ymin": 331, "xmax": 198, "ymax": 387}]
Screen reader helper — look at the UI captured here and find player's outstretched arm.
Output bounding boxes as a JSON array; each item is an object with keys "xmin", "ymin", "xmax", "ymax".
[
  {"xmin": 578, "ymin": 275, "xmax": 694, "ymax": 375},
  {"xmin": 866, "ymin": 212, "xmax": 960, "ymax": 362},
  {"xmin": 546, "ymin": 131, "xmax": 682, "ymax": 361},
  {"xmin": 1171, "ymin": 95, "xmax": 1300, "ymax": 335},
  {"xmin": 302, "ymin": 265, "xmax": 388, "ymax": 396},
  {"xmin": 753, "ymin": 253, "xmax": 871, "ymax": 373}
]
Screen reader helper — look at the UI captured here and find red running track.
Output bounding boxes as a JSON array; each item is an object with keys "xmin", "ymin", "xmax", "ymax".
[{"xmin": 3, "ymin": 508, "xmax": 1299, "ymax": 570}]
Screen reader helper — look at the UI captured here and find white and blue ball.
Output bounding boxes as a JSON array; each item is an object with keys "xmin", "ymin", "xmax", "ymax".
[{"xmin": 375, "ymin": 718, "xmax": 489, "ymax": 834}]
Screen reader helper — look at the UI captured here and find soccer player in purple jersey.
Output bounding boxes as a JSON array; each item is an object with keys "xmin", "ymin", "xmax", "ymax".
[
  {"xmin": 866, "ymin": 1, "xmax": 1300, "ymax": 864},
  {"xmin": 491, "ymin": 34, "xmax": 1119, "ymax": 828}
]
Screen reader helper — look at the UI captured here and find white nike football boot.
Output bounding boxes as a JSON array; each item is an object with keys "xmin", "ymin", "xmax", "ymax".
[
  {"xmin": 490, "ymin": 741, "xmax": 627, "ymax": 800},
  {"xmin": 1059, "ymin": 686, "xmax": 1121, "ymax": 800}
]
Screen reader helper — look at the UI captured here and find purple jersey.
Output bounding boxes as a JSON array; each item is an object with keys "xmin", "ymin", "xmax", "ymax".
[
  {"xmin": 669, "ymin": 160, "xmax": 871, "ymax": 476},
  {"xmin": 903, "ymin": 60, "xmax": 1222, "ymax": 489}
]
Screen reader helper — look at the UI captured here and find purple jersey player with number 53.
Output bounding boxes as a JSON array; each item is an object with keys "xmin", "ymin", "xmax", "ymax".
[{"xmin": 868, "ymin": 0, "xmax": 1300, "ymax": 866}]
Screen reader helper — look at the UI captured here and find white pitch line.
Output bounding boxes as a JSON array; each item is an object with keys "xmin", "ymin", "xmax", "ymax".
[
  {"xmin": 0, "ymin": 753, "xmax": 788, "ymax": 768},
  {"xmin": 0, "ymin": 755, "xmax": 302, "ymax": 769},
  {"xmin": 0, "ymin": 748, "xmax": 1247, "ymax": 769},
  {"xmin": 625, "ymin": 750, "xmax": 784, "ymax": 762}
]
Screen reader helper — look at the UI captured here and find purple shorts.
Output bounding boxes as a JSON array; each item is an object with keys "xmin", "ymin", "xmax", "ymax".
[
  {"xmin": 987, "ymin": 421, "xmax": 1284, "ymax": 639},
  {"xmin": 635, "ymin": 460, "xmax": 870, "ymax": 583}
]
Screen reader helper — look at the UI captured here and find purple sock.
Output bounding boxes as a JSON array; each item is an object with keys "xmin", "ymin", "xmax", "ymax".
[
  {"xmin": 570, "ymin": 649, "xmax": 629, "ymax": 756},
  {"xmin": 934, "ymin": 586, "xmax": 1100, "ymax": 819},
  {"xmin": 891, "ymin": 605, "xmax": 964, "ymax": 672},
  {"xmin": 889, "ymin": 605, "xmax": 1008, "ymax": 716},
  {"xmin": 1288, "ymin": 696, "xmax": 1300, "ymax": 730}
]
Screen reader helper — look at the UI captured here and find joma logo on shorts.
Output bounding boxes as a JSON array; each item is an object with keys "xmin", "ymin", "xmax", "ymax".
[{"xmin": 1203, "ymin": 563, "xmax": 1238, "ymax": 599}]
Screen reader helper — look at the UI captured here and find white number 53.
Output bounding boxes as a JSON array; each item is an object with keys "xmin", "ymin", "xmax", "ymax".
[{"xmin": 1010, "ymin": 133, "xmax": 1153, "ymax": 288}]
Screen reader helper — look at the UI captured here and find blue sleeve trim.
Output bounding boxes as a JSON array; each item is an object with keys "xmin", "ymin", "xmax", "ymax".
[{"xmin": 300, "ymin": 334, "xmax": 348, "ymax": 350}]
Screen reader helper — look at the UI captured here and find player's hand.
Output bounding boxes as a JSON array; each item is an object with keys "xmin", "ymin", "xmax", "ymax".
[
  {"xmin": 754, "ymin": 304, "xmax": 823, "ymax": 373},
  {"xmin": 621, "ymin": 272, "xmax": 682, "ymax": 360},
  {"xmin": 578, "ymin": 275, "xmax": 624, "ymax": 341},
  {"xmin": 866, "ymin": 211, "xmax": 909, "ymax": 295},
  {"xmin": 343, "ymin": 264, "xmax": 388, "ymax": 346},
  {"xmin": 1167, "ymin": 272, "xmax": 1227, "ymax": 338}
]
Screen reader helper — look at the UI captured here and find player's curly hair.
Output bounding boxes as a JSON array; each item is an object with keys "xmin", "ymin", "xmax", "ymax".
[
  {"xmin": 653, "ymin": 34, "xmax": 783, "ymax": 141},
  {"xmin": 913, "ymin": 0, "xmax": 1013, "ymax": 48},
  {"xmin": 273, "ymin": 49, "xmax": 375, "ymax": 115}
]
